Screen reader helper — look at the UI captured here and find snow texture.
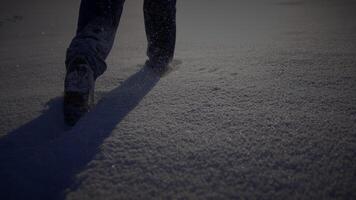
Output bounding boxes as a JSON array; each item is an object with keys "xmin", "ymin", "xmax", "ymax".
[{"xmin": 0, "ymin": 0, "xmax": 356, "ymax": 199}]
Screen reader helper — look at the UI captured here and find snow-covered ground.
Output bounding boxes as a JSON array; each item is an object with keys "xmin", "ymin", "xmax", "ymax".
[{"xmin": 0, "ymin": 0, "xmax": 356, "ymax": 199}]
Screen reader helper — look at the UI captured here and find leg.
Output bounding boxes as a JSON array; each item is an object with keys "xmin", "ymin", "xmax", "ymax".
[
  {"xmin": 64, "ymin": 0, "xmax": 125, "ymax": 126},
  {"xmin": 144, "ymin": 0, "xmax": 177, "ymax": 65},
  {"xmin": 66, "ymin": 0, "xmax": 125, "ymax": 79}
]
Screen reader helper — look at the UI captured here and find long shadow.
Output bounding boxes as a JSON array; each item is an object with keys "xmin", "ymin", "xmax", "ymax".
[{"xmin": 0, "ymin": 65, "xmax": 161, "ymax": 200}]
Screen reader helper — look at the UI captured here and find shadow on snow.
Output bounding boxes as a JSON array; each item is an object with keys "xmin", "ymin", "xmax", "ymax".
[{"xmin": 0, "ymin": 64, "xmax": 161, "ymax": 200}]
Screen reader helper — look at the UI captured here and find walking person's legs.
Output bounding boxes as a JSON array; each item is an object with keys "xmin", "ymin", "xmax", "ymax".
[
  {"xmin": 144, "ymin": 0, "xmax": 177, "ymax": 71},
  {"xmin": 64, "ymin": 0, "xmax": 125, "ymax": 125}
]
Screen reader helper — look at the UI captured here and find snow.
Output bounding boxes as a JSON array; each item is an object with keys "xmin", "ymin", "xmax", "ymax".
[{"xmin": 0, "ymin": 0, "xmax": 356, "ymax": 199}]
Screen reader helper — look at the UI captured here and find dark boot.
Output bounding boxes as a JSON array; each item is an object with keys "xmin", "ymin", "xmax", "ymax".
[{"xmin": 64, "ymin": 57, "xmax": 95, "ymax": 126}]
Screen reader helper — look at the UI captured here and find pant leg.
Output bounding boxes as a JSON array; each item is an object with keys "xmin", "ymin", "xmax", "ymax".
[
  {"xmin": 144, "ymin": 0, "xmax": 177, "ymax": 64},
  {"xmin": 66, "ymin": 0, "xmax": 125, "ymax": 79}
]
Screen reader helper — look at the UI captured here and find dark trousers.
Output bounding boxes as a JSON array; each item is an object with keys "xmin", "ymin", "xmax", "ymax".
[{"xmin": 66, "ymin": 0, "xmax": 177, "ymax": 79}]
